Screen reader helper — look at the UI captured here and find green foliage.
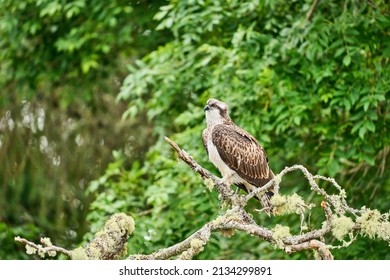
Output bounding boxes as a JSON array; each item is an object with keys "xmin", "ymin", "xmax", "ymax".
[
  {"xmin": 86, "ymin": 0, "xmax": 389, "ymax": 259},
  {"xmin": 0, "ymin": 0, "xmax": 167, "ymax": 104},
  {"xmin": 0, "ymin": 222, "xmax": 41, "ymax": 259},
  {"xmin": 0, "ymin": 0, "xmax": 168, "ymax": 260}
]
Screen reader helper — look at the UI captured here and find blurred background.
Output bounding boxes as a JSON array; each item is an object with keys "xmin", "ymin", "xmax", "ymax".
[{"xmin": 0, "ymin": 0, "xmax": 389, "ymax": 259}]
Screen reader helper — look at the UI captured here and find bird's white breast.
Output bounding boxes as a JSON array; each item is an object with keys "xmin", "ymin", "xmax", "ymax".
[
  {"xmin": 207, "ymin": 139, "xmax": 245, "ymax": 185},
  {"xmin": 207, "ymin": 139, "xmax": 229, "ymax": 174}
]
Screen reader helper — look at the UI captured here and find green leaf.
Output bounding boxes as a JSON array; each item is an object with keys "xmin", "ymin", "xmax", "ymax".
[
  {"xmin": 334, "ymin": 47, "xmax": 345, "ymax": 58},
  {"xmin": 81, "ymin": 56, "xmax": 99, "ymax": 73},
  {"xmin": 358, "ymin": 126, "xmax": 367, "ymax": 140},
  {"xmin": 351, "ymin": 120, "xmax": 363, "ymax": 134},
  {"xmin": 365, "ymin": 121, "xmax": 375, "ymax": 132},
  {"xmin": 293, "ymin": 115, "xmax": 301, "ymax": 126},
  {"xmin": 362, "ymin": 154, "xmax": 375, "ymax": 166},
  {"xmin": 343, "ymin": 55, "xmax": 351, "ymax": 66},
  {"xmin": 363, "ymin": 101, "xmax": 370, "ymax": 112},
  {"xmin": 328, "ymin": 160, "xmax": 340, "ymax": 177}
]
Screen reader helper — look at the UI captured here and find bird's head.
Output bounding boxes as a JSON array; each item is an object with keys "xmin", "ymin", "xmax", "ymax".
[{"xmin": 204, "ymin": 98, "xmax": 231, "ymax": 126}]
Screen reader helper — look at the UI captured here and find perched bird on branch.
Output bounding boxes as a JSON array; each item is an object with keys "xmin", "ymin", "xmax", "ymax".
[{"xmin": 202, "ymin": 98, "xmax": 275, "ymax": 213}]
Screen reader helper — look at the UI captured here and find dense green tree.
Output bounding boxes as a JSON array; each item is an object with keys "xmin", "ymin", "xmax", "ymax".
[
  {"xmin": 0, "ymin": 0, "xmax": 167, "ymax": 102},
  {"xmin": 0, "ymin": 0, "xmax": 167, "ymax": 259},
  {"xmin": 86, "ymin": 0, "xmax": 390, "ymax": 259}
]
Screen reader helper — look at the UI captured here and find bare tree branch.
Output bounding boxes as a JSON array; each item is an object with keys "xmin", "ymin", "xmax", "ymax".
[{"xmin": 285, "ymin": 240, "xmax": 333, "ymax": 260}]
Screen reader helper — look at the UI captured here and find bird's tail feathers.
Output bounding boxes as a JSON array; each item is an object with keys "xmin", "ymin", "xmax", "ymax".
[{"xmin": 257, "ymin": 191, "xmax": 274, "ymax": 216}]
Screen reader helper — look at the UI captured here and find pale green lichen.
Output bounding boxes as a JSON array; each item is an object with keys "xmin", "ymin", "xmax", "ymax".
[
  {"xmin": 37, "ymin": 245, "xmax": 45, "ymax": 258},
  {"xmin": 71, "ymin": 247, "xmax": 89, "ymax": 260},
  {"xmin": 177, "ymin": 238, "xmax": 205, "ymax": 260},
  {"xmin": 85, "ymin": 244, "xmax": 103, "ymax": 260},
  {"xmin": 313, "ymin": 250, "xmax": 321, "ymax": 260},
  {"xmin": 272, "ymin": 225, "xmax": 291, "ymax": 249},
  {"xmin": 24, "ymin": 238, "xmax": 56, "ymax": 258},
  {"xmin": 177, "ymin": 250, "xmax": 192, "ymax": 260},
  {"xmin": 329, "ymin": 195, "xmax": 343, "ymax": 212},
  {"xmin": 212, "ymin": 215, "xmax": 226, "ymax": 226},
  {"xmin": 103, "ymin": 213, "xmax": 135, "ymax": 236},
  {"xmin": 377, "ymin": 223, "xmax": 390, "ymax": 241},
  {"xmin": 47, "ymin": 250, "xmax": 57, "ymax": 257},
  {"xmin": 204, "ymin": 178, "xmax": 214, "ymax": 192},
  {"xmin": 224, "ymin": 209, "xmax": 241, "ymax": 221},
  {"xmin": 212, "ymin": 212, "xmax": 237, "ymax": 237},
  {"xmin": 190, "ymin": 238, "xmax": 204, "ymax": 250},
  {"xmin": 231, "ymin": 195, "xmax": 243, "ymax": 206},
  {"xmin": 220, "ymin": 200, "xmax": 229, "ymax": 209},
  {"xmin": 331, "ymin": 215, "xmax": 355, "ymax": 241},
  {"xmin": 270, "ymin": 193, "xmax": 310, "ymax": 215},
  {"xmin": 72, "ymin": 213, "xmax": 135, "ymax": 260},
  {"xmin": 219, "ymin": 228, "xmax": 236, "ymax": 238},
  {"xmin": 339, "ymin": 189, "xmax": 347, "ymax": 199},
  {"xmin": 356, "ymin": 210, "xmax": 390, "ymax": 242},
  {"xmin": 25, "ymin": 245, "xmax": 37, "ymax": 255},
  {"xmin": 40, "ymin": 237, "xmax": 52, "ymax": 246}
]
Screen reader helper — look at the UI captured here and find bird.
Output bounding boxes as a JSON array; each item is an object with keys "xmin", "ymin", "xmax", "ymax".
[{"xmin": 202, "ymin": 98, "xmax": 275, "ymax": 213}]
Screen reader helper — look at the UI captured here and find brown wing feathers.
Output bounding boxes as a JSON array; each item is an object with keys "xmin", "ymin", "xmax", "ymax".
[{"xmin": 211, "ymin": 124, "xmax": 273, "ymax": 187}]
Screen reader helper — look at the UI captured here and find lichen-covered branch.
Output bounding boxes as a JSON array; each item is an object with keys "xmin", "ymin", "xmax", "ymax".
[
  {"xmin": 15, "ymin": 137, "xmax": 390, "ymax": 260},
  {"xmin": 153, "ymin": 137, "xmax": 389, "ymax": 259},
  {"xmin": 15, "ymin": 213, "xmax": 135, "ymax": 260},
  {"xmin": 14, "ymin": 236, "xmax": 72, "ymax": 258},
  {"xmin": 125, "ymin": 202, "xmax": 333, "ymax": 260},
  {"xmin": 71, "ymin": 213, "xmax": 135, "ymax": 260}
]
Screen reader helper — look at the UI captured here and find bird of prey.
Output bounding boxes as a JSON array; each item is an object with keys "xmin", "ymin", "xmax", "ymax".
[{"xmin": 202, "ymin": 98, "xmax": 274, "ymax": 213}]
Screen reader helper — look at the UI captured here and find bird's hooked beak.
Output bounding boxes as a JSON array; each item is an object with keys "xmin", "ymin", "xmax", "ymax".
[{"xmin": 204, "ymin": 105, "xmax": 210, "ymax": 111}]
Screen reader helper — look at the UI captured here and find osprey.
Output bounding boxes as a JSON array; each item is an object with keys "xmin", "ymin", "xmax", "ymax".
[{"xmin": 202, "ymin": 98, "xmax": 274, "ymax": 213}]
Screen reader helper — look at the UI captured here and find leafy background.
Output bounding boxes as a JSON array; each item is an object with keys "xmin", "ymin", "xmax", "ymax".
[{"xmin": 0, "ymin": 0, "xmax": 389, "ymax": 259}]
